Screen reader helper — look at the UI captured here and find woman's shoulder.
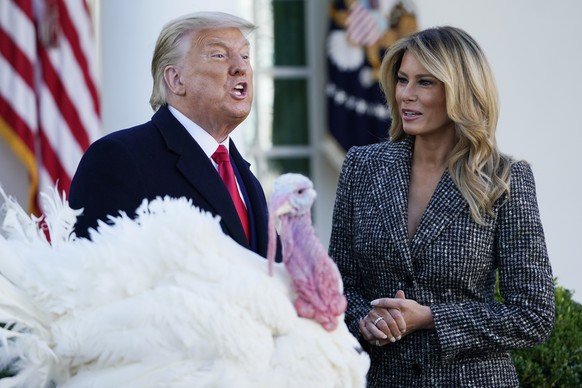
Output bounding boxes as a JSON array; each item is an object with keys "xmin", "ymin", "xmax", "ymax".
[
  {"xmin": 503, "ymin": 154, "xmax": 534, "ymax": 178},
  {"xmin": 345, "ymin": 136, "xmax": 413, "ymax": 161},
  {"xmin": 507, "ymin": 158, "xmax": 538, "ymax": 194},
  {"xmin": 487, "ymin": 156, "xmax": 537, "ymax": 211}
]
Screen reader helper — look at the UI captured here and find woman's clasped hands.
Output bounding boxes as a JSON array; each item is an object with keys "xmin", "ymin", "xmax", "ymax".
[{"xmin": 359, "ymin": 290, "xmax": 435, "ymax": 347}]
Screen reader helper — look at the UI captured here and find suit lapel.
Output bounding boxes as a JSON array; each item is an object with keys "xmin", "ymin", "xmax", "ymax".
[
  {"xmin": 152, "ymin": 107, "xmax": 250, "ymax": 248},
  {"xmin": 229, "ymin": 141, "xmax": 268, "ymax": 253}
]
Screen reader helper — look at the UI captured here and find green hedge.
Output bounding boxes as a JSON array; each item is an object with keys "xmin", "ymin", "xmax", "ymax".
[{"xmin": 512, "ymin": 284, "xmax": 582, "ymax": 387}]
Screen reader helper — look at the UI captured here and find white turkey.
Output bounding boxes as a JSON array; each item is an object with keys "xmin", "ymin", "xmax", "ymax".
[{"xmin": 0, "ymin": 175, "xmax": 369, "ymax": 387}]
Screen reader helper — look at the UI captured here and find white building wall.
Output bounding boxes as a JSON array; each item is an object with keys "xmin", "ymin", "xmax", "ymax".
[{"xmin": 1, "ymin": 0, "xmax": 580, "ymax": 301}]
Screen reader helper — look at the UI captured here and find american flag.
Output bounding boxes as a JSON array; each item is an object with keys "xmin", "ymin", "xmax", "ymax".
[
  {"xmin": 0, "ymin": 0, "xmax": 100, "ymax": 215},
  {"xmin": 346, "ymin": 1, "xmax": 382, "ymax": 46},
  {"xmin": 326, "ymin": 0, "xmax": 391, "ymax": 152},
  {"xmin": 326, "ymin": 0, "xmax": 417, "ymax": 152}
]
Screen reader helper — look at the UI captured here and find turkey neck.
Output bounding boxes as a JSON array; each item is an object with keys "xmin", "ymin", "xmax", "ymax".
[
  {"xmin": 280, "ymin": 212, "xmax": 314, "ymax": 260},
  {"xmin": 280, "ymin": 211, "xmax": 313, "ymax": 236}
]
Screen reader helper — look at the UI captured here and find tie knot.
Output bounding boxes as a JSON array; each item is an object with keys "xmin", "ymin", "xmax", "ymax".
[{"xmin": 211, "ymin": 145, "xmax": 230, "ymax": 163}]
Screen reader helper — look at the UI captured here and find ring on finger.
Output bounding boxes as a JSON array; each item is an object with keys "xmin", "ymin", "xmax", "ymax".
[
  {"xmin": 373, "ymin": 316, "xmax": 384, "ymax": 326},
  {"xmin": 375, "ymin": 340, "xmax": 381, "ymax": 346}
]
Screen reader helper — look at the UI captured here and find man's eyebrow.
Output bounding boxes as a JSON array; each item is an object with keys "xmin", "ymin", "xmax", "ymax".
[{"xmin": 204, "ymin": 38, "xmax": 250, "ymax": 49}]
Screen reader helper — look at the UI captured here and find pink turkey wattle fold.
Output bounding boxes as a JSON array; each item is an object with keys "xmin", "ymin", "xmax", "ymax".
[{"xmin": 267, "ymin": 173, "xmax": 347, "ymax": 332}]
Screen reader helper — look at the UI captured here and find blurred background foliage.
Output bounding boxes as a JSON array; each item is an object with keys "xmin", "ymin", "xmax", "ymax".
[{"xmin": 496, "ymin": 281, "xmax": 582, "ymax": 387}]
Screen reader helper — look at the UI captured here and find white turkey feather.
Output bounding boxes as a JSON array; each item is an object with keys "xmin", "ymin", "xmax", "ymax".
[
  {"xmin": 0, "ymin": 187, "xmax": 43, "ymax": 244},
  {"xmin": 0, "ymin": 189, "xmax": 369, "ymax": 387}
]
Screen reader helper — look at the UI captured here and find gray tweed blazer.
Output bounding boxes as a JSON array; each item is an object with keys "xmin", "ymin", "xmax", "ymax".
[{"xmin": 329, "ymin": 136, "xmax": 555, "ymax": 387}]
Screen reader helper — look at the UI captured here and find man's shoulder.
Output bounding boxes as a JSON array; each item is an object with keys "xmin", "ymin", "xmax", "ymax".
[
  {"xmin": 97, "ymin": 119, "xmax": 159, "ymax": 145},
  {"xmin": 98, "ymin": 106, "xmax": 173, "ymax": 144}
]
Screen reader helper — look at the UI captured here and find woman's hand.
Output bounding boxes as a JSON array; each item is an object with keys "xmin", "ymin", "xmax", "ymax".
[
  {"xmin": 371, "ymin": 290, "xmax": 435, "ymax": 335},
  {"xmin": 360, "ymin": 290, "xmax": 435, "ymax": 347},
  {"xmin": 359, "ymin": 290, "xmax": 407, "ymax": 346}
]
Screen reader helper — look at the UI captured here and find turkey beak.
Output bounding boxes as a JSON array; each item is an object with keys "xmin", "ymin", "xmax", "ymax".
[{"xmin": 275, "ymin": 201, "xmax": 293, "ymax": 217}]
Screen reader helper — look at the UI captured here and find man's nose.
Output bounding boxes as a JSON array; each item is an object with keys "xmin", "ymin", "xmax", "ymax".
[{"xmin": 230, "ymin": 56, "xmax": 250, "ymax": 75}]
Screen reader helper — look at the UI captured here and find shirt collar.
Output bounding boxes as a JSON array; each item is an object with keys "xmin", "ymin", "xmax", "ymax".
[{"xmin": 168, "ymin": 105, "xmax": 230, "ymax": 158}]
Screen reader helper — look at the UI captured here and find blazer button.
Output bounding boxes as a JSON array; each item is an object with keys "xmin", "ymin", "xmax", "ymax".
[
  {"xmin": 405, "ymin": 277, "xmax": 414, "ymax": 288},
  {"xmin": 411, "ymin": 362, "xmax": 423, "ymax": 375}
]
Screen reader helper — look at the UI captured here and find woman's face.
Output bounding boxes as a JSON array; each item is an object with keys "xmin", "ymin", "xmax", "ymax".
[{"xmin": 395, "ymin": 51, "xmax": 453, "ymax": 138}]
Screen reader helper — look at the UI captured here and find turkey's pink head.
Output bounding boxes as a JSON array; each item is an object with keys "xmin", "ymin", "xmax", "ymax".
[
  {"xmin": 266, "ymin": 173, "xmax": 316, "ymax": 274},
  {"xmin": 270, "ymin": 173, "xmax": 316, "ymax": 218}
]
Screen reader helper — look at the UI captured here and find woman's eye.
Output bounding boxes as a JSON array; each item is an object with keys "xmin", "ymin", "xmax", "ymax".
[
  {"xmin": 397, "ymin": 76, "xmax": 408, "ymax": 84},
  {"xmin": 419, "ymin": 79, "xmax": 433, "ymax": 86}
]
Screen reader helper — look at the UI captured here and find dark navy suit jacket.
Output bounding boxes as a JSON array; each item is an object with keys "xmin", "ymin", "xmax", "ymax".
[{"xmin": 69, "ymin": 105, "xmax": 270, "ymax": 257}]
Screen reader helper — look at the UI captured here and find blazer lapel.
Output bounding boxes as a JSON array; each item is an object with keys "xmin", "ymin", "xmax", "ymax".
[
  {"xmin": 152, "ymin": 107, "xmax": 250, "ymax": 248},
  {"xmin": 366, "ymin": 138, "xmax": 415, "ymax": 274},
  {"xmin": 409, "ymin": 169, "xmax": 467, "ymax": 258},
  {"xmin": 363, "ymin": 136, "xmax": 467, "ymax": 275}
]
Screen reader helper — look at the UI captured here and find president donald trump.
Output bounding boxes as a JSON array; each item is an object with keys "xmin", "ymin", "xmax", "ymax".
[{"xmin": 69, "ymin": 12, "xmax": 270, "ymax": 257}]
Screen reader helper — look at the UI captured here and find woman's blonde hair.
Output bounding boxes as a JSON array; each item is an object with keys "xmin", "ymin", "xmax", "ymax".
[
  {"xmin": 149, "ymin": 12, "xmax": 256, "ymax": 111},
  {"xmin": 379, "ymin": 26, "xmax": 511, "ymax": 224}
]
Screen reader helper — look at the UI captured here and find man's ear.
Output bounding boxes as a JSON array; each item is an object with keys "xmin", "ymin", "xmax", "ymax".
[{"xmin": 163, "ymin": 65, "xmax": 186, "ymax": 96}]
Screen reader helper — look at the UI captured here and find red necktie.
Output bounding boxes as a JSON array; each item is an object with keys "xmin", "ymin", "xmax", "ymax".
[{"xmin": 211, "ymin": 145, "xmax": 250, "ymax": 241}]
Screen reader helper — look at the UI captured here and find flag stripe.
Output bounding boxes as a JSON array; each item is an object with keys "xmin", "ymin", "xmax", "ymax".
[
  {"xmin": 0, "ymin": 29, "xmax": 35, "ymax": 91},
  {"xmin": 58, "ymin": 0, "xmax": 100, "ymax": 116},
  {"xmin": 0, "ymin": 0, "xmax": 36, "ymax": 60},
  {"xmin": 38, "ymin": 46, "xmax": 91, "ymax": 152},
  {"xmin": 39, "ymin": 129, "xmax": 71, "ymax": 190},
  {"xmin": 0, "ymin": 55, "xmax": 38, "ymax": 135},
  {"xmin": 346, "ymin": 3, "xmax": 381, "ymax": 45},
  {"xmin": 0, "ymin": 96, "xmax": 36, "ymax": 152},
  {"xmin": 38, "ymin": 84, "xmax": 84, "ymax": 178},
  {"xmin": 44, "ymin": 37, "xmax": 101, "ymax": 141}
]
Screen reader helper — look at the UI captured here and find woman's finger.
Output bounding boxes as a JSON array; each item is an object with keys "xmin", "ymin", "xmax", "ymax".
[
  {"xmin": 368, "ymin": 314, "xmax": 395, "ymax": 342},
  {"xmin": 375, "ymin": 311, "xmax": 403, "ymax": 340}
]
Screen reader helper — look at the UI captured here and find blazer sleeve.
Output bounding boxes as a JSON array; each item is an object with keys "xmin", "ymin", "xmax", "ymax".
[
  {"xmin": 69, "ymin": 137, "xmax": 147, "ymax": 239},
  {"xmin": 329, "ymin": 147, "xmax": 370, "ymax": 338},
  {"xmin": 431, "ymin": 161, "xmax": 555, "ymax": 362}
]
